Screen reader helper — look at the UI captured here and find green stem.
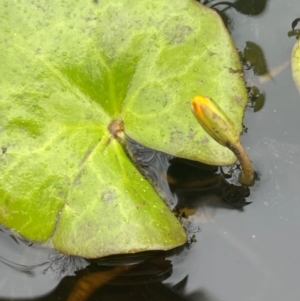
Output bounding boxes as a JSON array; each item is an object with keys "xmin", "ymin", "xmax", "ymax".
[{"xmin": 227, "ymin": 140, "xmax": 254, "ymax": 186}]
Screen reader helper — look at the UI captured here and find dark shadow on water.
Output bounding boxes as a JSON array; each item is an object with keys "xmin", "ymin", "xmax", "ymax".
[
  {"xmin": 168, "ymin": 158, "xmax": 251, "ymax": 209},
  {"xmin": 4, "ymin": 250, "xmax": 218, "ymax": 301},
  {"xmin": 126, "ymin": 136, "xmax": 251, "ymax": 211},
  {"xmin": 199, "ymin": 0, "xmax": 268, "ymax": 16}
]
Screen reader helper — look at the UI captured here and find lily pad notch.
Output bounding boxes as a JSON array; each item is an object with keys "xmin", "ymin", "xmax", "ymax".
[{"xmin": 108, "ymin": 120, "xmax": 124, "ymax": 140}]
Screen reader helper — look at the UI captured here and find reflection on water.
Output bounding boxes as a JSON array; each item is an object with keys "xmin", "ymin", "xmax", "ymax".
[
  {"xmin": 0, "ymin": 234, "xmax": 207, "ymax": 301},
  {"xmin": 126, "ymin": 136, "xmax": 251, "ymax": 210},
  {"xmin": 0, "ymin": 226, "xmax": 88, "ymax": 299}
]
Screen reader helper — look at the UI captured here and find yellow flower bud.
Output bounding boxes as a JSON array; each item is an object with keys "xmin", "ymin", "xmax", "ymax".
[
  {"xmin": 191, "ymin": 95, "xmax": 254, "ymax": 186},
  {"xmin": 191, "ymin": 95, "xmax": 239, "ymax": 148}
]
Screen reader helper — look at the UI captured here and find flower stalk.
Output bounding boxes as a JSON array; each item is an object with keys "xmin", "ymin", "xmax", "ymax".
[{"xmin": 191, "ymin": 95, "xmax": 254, "ymax": 186}]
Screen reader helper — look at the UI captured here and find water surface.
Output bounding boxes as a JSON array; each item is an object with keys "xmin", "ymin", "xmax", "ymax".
[{"xmin": 1, "ymin": 0, "xmax": 300, "ymax": 300}]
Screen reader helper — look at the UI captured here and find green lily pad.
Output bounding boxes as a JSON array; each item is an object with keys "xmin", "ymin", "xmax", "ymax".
[
  {"xmin": 292, "ymin": 39, "xmax": 300, "ymax": 93},
  {"xmin": 122, "ymin": 4, "xmax": 247, "ymax": 165},
  {"xmin": 0, "ymin": 0, "xmax": 247, "ymax": 258}
]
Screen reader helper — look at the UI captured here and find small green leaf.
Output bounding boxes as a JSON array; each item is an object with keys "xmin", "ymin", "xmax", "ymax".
[{"xmin": 242, "ymin": 41, "xmax": 268, "ymax": 75}]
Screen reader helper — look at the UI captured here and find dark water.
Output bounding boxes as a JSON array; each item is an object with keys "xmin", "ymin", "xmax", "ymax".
[{"xmin": 2, "ymin": 0, "xmax": 300, "ymax": 300}]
